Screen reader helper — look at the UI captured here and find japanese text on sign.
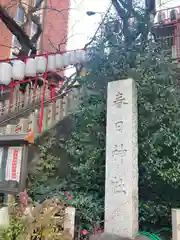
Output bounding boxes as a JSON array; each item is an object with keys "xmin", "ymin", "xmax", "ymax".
[
  {"xmin": 6, "ymin": 147, "xmax": 22, "ymax": 182},
  {"xmin": 115, "ymin": 121, "xmax": 123, "ymax": 132},
  {"xmin": 112, "ymin": 144, "xmax": 127, "ymax": 163},
  {"xmin": 111, "ymin": 177, "xmax": 127, "ymax": 194},
  {"xmin": 113, "ymin": 92, "xmax": 128, "ymax": 108}
]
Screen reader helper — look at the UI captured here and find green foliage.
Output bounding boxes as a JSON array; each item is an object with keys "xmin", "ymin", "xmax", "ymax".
[
  {"xmin": 62, "ymin": 21, "xmax": 180, "ymax": 229},
  {"xmin": 30, "ymin": 7, "xmax": 180, "ymax": 231},
  {"xmin": 0, "ymin": 199, "xmax": 71, "ymax": 240},
  {"xmin": 135, "ymin": 51, "xmax": 180, "ymax": 229},
  {"xmin": 28, "ymin": 137, "xmax": 59, "ymax": 198},
  {"xmin": 0, "ymin": 206, "xmax": 25, "ymax": 240}
]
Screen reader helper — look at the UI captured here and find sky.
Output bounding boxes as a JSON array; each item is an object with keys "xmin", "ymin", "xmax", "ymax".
[
  {"xmin": 65, "ymin": 0, "xmax": 179, "ymax": 76},
  {"xmin": 65, "ymin": 0, "xmax": 111, "ymax": 77},
  {"xmin": 67, "ymin": 0, "xmax": 180, "ymax": 51},
  {"xmin": 67, "ymin": 0, "xmax": 111, "ymax": 50}
]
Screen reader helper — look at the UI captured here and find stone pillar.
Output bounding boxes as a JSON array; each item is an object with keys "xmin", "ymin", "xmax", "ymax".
[
  {"xmin": 47, "ymin": 102, "xmax": 56, "ymax": 128},
  {"xmin": 4, "ymin": 100, "xmax": 10, "ymax": 115},
  {"xmin": 55, "ymin": 98, "xmax": 63, "ymax": 122},
  {"xmin": 105, "ymin": 78, "xmax": 138, "ymax": 238},
  {"xmin": 64, "ymin": 207, "xmax": 75, "ymax": 239},
  {"xmin": 11, "ymin": 85, "xmax": 19, "ymax": 112},
  {"xmin": 172, "ymin": 209, "xmax": 180, "ymax": 240},
  {"xmin": 15, "ymin": 118, "xmax": 29, "ymax": 133}
]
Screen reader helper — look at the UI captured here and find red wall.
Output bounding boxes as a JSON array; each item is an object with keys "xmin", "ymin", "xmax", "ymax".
[
  {"xmin": 0, "ymin": 0, "xmax": 70, "ymax": 60},
  {"xmin": 41, "ymin": 0, "xmax": 70, "ymax": 53},
  {"xmin": 0, "ymin": 0, "xmax": 17, "ymax": 59},
  {"xmin": 0, "ymin": 21, "xmax": 12, "ymax": 59}
]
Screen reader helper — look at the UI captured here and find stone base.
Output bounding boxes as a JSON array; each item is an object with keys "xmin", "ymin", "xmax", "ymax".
[{"xmin": 90, "ymin": 233, "xmax": 151, "ymax": 240}]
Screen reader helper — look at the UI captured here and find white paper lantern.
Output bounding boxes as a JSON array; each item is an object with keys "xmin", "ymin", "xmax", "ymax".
[
  {"xmin": 12, "ymin": 60, "xmax": 25, "ymax": 80},
  {"xmin": 55, "ymin": 54, "xmax": 64, "ymax": 69},
  {"xmin": 69, "ymin": 51, "xmax": 78, "ymax": 65},
  {"xmin": 0, "ymin": 62, "xmax": 12, "ymax": 85},
  {"xmin": 85, "ymin": 48, "xmax": 91, "ymax": 61},
  {"xmin": 25, "ymin": 58, "xmax": 36, "ymax": 77},
  {"xmin": 157, "ymin": 11, "xmax": 166, "ymax": 24},
  {"xmin": 47, "ymin": 55, "xmax": 56, "ymax": 71},
  {"xmin": 170, "ymin": 9, "xmax": 178, "ymax": 21},
  {"xmin": 63, "ymin": 52, "xmax": 70, "ymax": 67},
  {"xmin": 76, "ymin": 50, "xmax": 86, "ymax": 63},
  {"xmin": 35, "ymin": 56, "xmax": 47, "ymax": 73}
]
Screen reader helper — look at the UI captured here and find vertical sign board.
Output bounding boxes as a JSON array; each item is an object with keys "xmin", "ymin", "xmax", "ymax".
[
  {"xmin": 0, "ymin": 147, "xmax": 23, "ymax": 192},
  {"xmin": 105, "ymin": 79, "xmax": 138, "ymax": 238},
  {"xmin": 5, "ymin": 147, "xmax": 22, "ymax": 182},
  {"xmin": 0, "ymin": 134, "xmax": 33, "ymax": 194}
]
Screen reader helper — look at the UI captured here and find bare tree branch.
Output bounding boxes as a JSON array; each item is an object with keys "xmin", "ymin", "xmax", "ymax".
[
  {"xmin": 0, "ymin": 4, "xmax": 33, "ymax": 54},
  {"xmin": 112, "ymin": 0, "xmax": 126, "ymax": 18},
  {"xmin": 48, "ymin": 38, "xmax": 59, "ymax": 51},
  {"xmin": 112, "ymin": 0, "xmax": 150, "ymax": 47},
  {"xmin": 0, "ymin": 0, "xmax": 81, "ymax": 56},
  {"xmin": 0, "ymin": 0, "xmax": 45, "ymax": 56},
  {"xmin": 30, "ymin": 14, "xmax": 42, "ymax": 47}
]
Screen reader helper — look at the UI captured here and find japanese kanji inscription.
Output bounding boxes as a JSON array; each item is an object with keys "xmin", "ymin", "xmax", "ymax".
[
  {"xmin": 113, "ymin": 92, "xmax": 128, "ymax": 108},
  {"xmin": 105, "ymin": 79, "xmax": 138, "ymax": 238}
]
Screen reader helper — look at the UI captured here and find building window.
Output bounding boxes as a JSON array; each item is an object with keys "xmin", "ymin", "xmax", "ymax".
[
  {"xmin": 35, "ymin": 0, "xmax": 42, "ymax": 7},
  {"xmin": 13, "ymin": 36, "xmax": 20, "ymax": 46},
  {"xmin": 16, "ymin": 6, "xmax": 24, "ymax": 24},
  {"xmin": 30, "ymin": 21, "xmax": 38, "ymax": 38},
  {"xmin": 11, "ymin": 35, "xmax": 21, "ymax": 55},
  {"xmin": 30, "ymin": 21, "xmax": 38, "ymax": 49}
]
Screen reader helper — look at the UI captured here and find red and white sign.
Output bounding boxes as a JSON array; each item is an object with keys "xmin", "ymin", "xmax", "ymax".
[{"xmin": 6, "ymin": 147, "xmax": 22, "ymax": 182}]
